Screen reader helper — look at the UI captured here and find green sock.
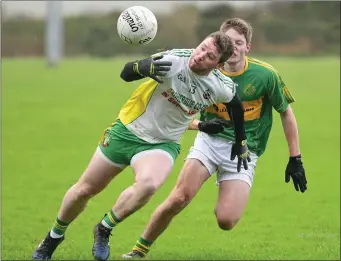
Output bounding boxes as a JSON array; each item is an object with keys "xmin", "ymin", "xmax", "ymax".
[
  {"xmin": 50, "ymin": 218, "xmax": 69, "ymax": 238},
  {"xmin": 132, "ymin": 237, "xmax": 153, "ymax": 257},
  {"xmin": 101, "ymin": 210, "xmax": 121, "ymax": 229}
]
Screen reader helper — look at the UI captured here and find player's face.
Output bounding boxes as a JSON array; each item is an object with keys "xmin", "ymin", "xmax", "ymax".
[
  {"xmin": 189, "ymin": 37, "xmax": 224, "ymax": 75},
  {"xmin": 223, "ymin": 28, "xmax": 251, "ymax": 65}
]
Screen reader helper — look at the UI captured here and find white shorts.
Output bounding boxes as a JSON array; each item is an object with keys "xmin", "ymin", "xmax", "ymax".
[{"xmin": 186, "ymin": 132, "xmax": 258, "ymax": 187}]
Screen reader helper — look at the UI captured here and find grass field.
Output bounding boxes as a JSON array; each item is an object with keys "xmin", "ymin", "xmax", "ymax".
[{"xmin": 2, "ymin": 57, "xmax": 340, "ymax": 260}]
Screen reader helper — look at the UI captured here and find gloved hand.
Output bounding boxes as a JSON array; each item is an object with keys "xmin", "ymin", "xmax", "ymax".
[
  {"xmin": 230, "ymin": 140, "xmax": 251, "ymax": 172},
  {"xmin": 285, "ymin": 155, "xmax": 307, "ymax": 193},
  {"xmin": 198, "ymin": 118, "xmax": 230, "ymax": 134},
  {"xmin": 133, "ymin": 54, "xmax": 172, "ymax": 83}
]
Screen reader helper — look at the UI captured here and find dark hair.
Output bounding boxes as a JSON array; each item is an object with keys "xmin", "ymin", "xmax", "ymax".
[
  {"xmin": 220, "ymin": 18, "xmax": 253, "ymax": 44},
  {"xmin": 206, "ymin": 31, "xmax": 234, "ymax": 63}
]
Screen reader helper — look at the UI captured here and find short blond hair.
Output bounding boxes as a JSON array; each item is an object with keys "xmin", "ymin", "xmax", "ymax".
[{"xmin": 220, "ymin": 18, "xmax": 253, "ymax": 44}]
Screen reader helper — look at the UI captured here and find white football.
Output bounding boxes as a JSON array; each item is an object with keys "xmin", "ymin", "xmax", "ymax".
[{"xmin": 117, "ymin": 6, "xmax": 158, "ymax": 45}]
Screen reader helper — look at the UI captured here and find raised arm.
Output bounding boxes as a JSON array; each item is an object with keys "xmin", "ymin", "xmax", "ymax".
[{"xmin": 120, "ymin": 54, "xmax": 172, "ymax": 83}]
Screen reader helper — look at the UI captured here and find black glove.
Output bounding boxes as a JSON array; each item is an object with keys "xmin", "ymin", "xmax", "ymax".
[
  {"xmin": 198, "ymin": 118, "xmax": 231, "ymax": 134},
  {"xmin": 285, "ymin": 155, "xmax": 307, "ymax": 193},
  {"xmin": 132, "ymin": 54, "xmax": 172, "ymax": 83},
  {"xmin": 230, "ymin": 140, "xmax": 251, "ymax": 172}
]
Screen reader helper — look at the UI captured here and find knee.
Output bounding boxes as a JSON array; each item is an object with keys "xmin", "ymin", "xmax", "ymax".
[
  {"xmin": 135, "ymin": 178, "xmax": 159, "ymax": 198},
  {"xmin": 73, "ymin": 182, "xmax": 97, "ymax": 200},
  {"xmin": 217, "ymin": 218, "xmax": 239, "ymax": 230},
  {"xmin": 215, "ymin": 211, "xmax": 240, "ymax": 231},
  {"xmin": 167, "ymin": 190, "xmax": 192, "ymax": 213}
]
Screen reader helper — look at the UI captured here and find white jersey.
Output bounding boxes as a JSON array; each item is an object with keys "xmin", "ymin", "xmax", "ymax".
[{"xmin": 119, "ymin": 49, "xmax": 236, "ymax": 144}]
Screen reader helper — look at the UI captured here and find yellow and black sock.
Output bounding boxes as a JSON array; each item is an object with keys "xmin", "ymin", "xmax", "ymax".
[
  {"xmin": 132, "ymin": 237, "xmax": 153, "ymax": 257},
  {"xmin": 50, "ymin": 218, "xmax": 69, "ymax": 238},
  {"xmin": 101, "ymin": 210, "xmax": 121, "ymax": 229}
]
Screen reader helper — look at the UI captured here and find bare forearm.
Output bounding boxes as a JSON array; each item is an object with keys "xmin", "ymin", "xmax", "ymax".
[{"xmin": 280, "ymin": 106, "xmax": 301, "ymax": 157}]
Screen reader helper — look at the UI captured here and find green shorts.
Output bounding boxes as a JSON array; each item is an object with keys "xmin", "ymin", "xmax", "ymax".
[{"xmin": 98, "ymin": 120, "xmax": 180, "ymax": 167}]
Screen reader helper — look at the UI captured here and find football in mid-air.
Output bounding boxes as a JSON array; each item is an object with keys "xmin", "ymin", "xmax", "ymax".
[{"xmin": 117, "ymin": 6, "xmax": 158, "ymax": 45}]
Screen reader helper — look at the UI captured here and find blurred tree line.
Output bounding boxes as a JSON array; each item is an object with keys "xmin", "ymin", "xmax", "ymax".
[{"xmin": 2, "ymin": 1, "xmax": 340, "ymax": 57}]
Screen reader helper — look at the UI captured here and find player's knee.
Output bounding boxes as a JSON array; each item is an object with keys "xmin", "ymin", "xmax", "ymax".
[
  {"xmin": 216, "ymin": 215, "xmax": 239, "ymax": 230},
  {"xmin": 168, "ymin": 190, "xmax": 191, "ymax": 211},
  {"xmin": 73, "ymin": 183, "xmax": 97, "ymax": 200},
  {"xmin": 215, "ymin": 208, "xmax": 240, "ymax": 230},
  {"xmin": 136, "ymin": 177, "xmax": 159, "ymax": 198}
]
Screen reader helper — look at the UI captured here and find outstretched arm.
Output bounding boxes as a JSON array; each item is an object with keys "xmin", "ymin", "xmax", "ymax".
[{"xmin": 120, "ymin": 54, "xmax": 172, "ymax": 83}]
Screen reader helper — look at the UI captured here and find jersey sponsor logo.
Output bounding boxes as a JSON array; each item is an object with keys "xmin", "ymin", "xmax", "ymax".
[
  {"xmin": 206, "ymin": 97, "xmax": 263, "ymax": 121},
  {"xmin": 161, "ymin": 88, "xmax": 209, "ymax": 115},
  {"xmin": 213, "ymin": 104, "xmax": 219, "ymax": 111},
  {"xmin": 243, "ymin": 84, "xmax": 256, "ymax": 96},
  {"xmin": 160, "ymin": 90, "xmax": 195, "ymax": 115}
]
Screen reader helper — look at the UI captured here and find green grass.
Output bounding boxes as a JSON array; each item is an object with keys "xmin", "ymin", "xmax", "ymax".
[{"xmin": 2, "ymin": 57, "xmax": 340, "ymax": 260}]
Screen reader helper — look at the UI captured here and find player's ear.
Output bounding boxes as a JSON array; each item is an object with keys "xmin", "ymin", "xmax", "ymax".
[
  {"xmin": 216, "ymin": 62, "xmax": 224, "ymax": 69},
  {"xmin": 246, "ymin": 43, "xmax": 252, "ymax": 53}
]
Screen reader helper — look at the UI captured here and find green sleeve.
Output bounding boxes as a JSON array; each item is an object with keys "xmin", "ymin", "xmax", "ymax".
[{"xmin": 267, "ymin": 70, "xmax": 295, "ymax": 113}]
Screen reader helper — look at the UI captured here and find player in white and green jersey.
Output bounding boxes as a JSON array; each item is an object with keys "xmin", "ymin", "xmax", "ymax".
[
  {"xmin": 122, "ymin": 18, "xmax": 307, "ymax": 259},
  {"xmin": 118, "ymin": 48, "xmax": 236, "ymax": 145},
  {"xmin": 32, "ymin": 31, "xmax": 251, "ymax": 261}
]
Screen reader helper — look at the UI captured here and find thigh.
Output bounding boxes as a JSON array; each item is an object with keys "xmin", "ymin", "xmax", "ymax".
[
  {"xmin": 130, "ymin": 149, "xmax": 175, "ymax": 189},
  {"xmin": 215, "ymin": 179, "xmax": 251, "ymax": 220},
  {"xmin": 172, "ymin": 158, "xmax": 211, "ymax": 199},
  {"xmin": 78, "ymin": 147, "xmax": 125, "ymax": 192},
  {"xmin": 186, "ymin": 132, "xmax": 220, "ymax": 175},
  {"xmin": 214, "ymin": 145, "xmax": 257, "ymax": 219},
  {"xmin": 217, "ymin": 147, "xmax": 258, "ymax": 187},
  {"xmin": 130, "ymin": 141, "xmax": 180, "ymax": 187}
]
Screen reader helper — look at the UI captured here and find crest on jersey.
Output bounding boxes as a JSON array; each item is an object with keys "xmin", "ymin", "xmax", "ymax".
[
  {"xmin": 243, "ymin": 84, "xmax": 256, "ymax": 96},
  {"xmin": 203, "ymin": 89, "xmax": 211, "ymax": 100},
  {"xmin": 102, "ymin": 133, "xmax": 112, "ymax": 147}
]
